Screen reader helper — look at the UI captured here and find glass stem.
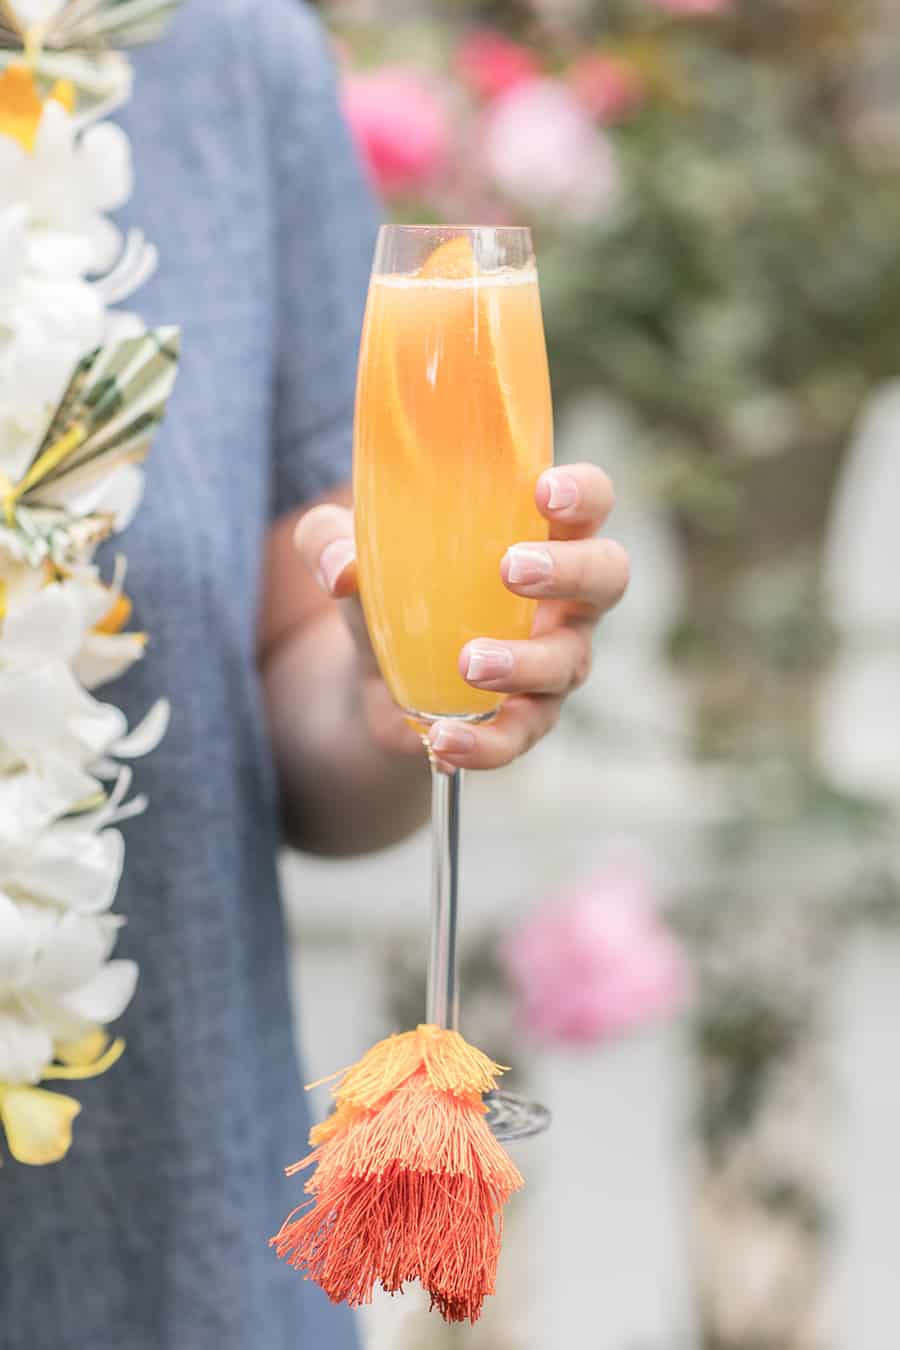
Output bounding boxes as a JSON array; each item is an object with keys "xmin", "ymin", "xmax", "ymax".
[{"xmin": 426, "ymin": 765, "xmax": 463, "ymax": 1031}]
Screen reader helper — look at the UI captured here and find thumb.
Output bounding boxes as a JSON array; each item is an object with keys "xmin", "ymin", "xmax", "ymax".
[
  {"xmin": 293, "ymin": 503, "xmax": 357, "ymax": 599},
  {"xmin": 293, "ymin": 503, "xmax": 377, "ymax": 672}
]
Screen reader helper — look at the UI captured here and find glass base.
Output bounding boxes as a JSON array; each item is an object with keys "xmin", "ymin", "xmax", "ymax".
[
  {"xmin": 404, "ymin": 706, "xmax": 499, "ymax": 730},
  {"xmin": 484, "ymin": 1090, "xmax": 552, "ymax": 1142}
]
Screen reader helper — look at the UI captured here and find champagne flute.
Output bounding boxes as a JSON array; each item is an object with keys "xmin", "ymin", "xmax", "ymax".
[{"xmin": 353, "ymin": 225, "xmax": 553, "ymax": 1141}]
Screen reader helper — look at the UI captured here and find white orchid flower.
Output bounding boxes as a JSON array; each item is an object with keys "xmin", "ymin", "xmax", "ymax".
[
  {"xmin": 1, "ymin": 578, "xmax": 105, "ymax": 670},
  {"xmin": 0, "ymin": 1002, "xmax": 52, "ymax": 1084},
  {"xmin": 0, "ymin": 890, "xmax": 38, "ymax": 993},
  {"xmin": 0, "ymin": 895, "xmax": 121, "ymax": 1003},
  {"xmin": 74, "ymin": 630, "xmax": 146, "ymax": 689},
  {"xmin": 0, "ymin": 659, "xmax": 168, "ymax": 776},
  {"xmin": 0, "ymin": 882, "xmax": 137, "ymax": 1162},
  {"xmin": 0, "ymin": 202, "xmax": 26, "ymax": 303},
  {"xmin": 4, "ymin": 816, "xmax": 125, "ymax": 913},
  {"xmin": 0, "ymin": 760, "xmax": 145, "ymax": 920},
  {"xmin": 0, "ymin": 660, "xmax": 127, "ymax": 773},
  {"xmin": 0, "ymin": 99, "xmax": 132, "ymax": 272},
  {"xmin": 6, "ymin": 0, "xmax": 67, "ymax": 27},
  {"xmin": 25, "ymin": 227, "xmax": 95, "ymax": 279},
  {"xmin": 0, "ymin": 551, "xmax": 45, "ymax": 609},
  {"xmin": 1, "ymin": 561, "xmax": 144, "ymax": 673},
  {"xmin": 0, "ymin": 1017, "xmax": 126, "ymax": 1164},
  {"xmin": 22, "ymin": 956, "xmax": 136, "ymax": 1046},
  {"xmin": 0, "ymin": 891, "xmax": 137, "ymax": 1143},
  {"xmin": 0, "ymin": 947, "xmax": 134, "ymax": 1164},
  {"xmin": 0, "ymin": 758, "xmax": 101, "ymax": 866}
]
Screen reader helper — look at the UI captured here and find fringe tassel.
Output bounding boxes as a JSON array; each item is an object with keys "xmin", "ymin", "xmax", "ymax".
[{"xmin": 271, "ymin": 1027, "xmax": 523, "ymax": 1324}]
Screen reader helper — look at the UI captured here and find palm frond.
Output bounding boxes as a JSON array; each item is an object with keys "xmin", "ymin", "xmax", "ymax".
[
  {"xmin": 0, "ymin": 326, "xmax": 180, "ymax": 568},
  {"xmin": 0, "ymin": 0, "xmax": 179, "ymax": 52},
  {"xmin": 18, "ymin": 326, "xmax": 181, "ymax": 504}
]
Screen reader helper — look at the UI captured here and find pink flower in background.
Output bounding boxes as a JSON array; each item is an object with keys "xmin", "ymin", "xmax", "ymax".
[
  {"xmin": 502, "ymin": 867, "xmax": 690, "ymax": 1046},
  {"xmin": 569, "ymin": 53, "xmax": 645, "ymax": 124},
  {"xmin": 481, "ymin": 79, "xmax": 620, "ymax": 219},
  {"xmin": 342, "ymin": 68, "xmax": 450, "ymax": 199},
  {"xmin": 455, "ymin": 30, "xmax": 541, "ymax": 102},
  {"xmin": 653, "ymin": 0, "xmax": 731, "ymax": 14}
]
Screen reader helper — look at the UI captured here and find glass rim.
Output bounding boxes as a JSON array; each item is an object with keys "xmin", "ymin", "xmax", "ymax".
[
  {"xmin": 373, "ymin": 224, "xmax": 536, "ymax": 275},
  {"xmin": 376, "ymin": 223, "xmax": 533, "ymax": 237}
]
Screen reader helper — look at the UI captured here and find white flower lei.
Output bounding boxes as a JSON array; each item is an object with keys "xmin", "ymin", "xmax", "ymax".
[{"xmin": 0, "ymin": 0, "xmax": 180, "ymax": 1165}]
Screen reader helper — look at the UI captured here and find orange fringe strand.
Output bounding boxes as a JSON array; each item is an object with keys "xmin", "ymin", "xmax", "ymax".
[{"xmin": 270, "ymin": 1025, "xmax": 524, "ymax": 1323}]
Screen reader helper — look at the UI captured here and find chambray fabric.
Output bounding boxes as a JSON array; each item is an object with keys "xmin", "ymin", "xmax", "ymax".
[{"xmin": 2, "ymin": 3, "xmax": 376, "ymax": 1347}]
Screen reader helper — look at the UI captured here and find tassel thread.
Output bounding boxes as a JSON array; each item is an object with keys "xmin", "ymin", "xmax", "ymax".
[{"xmin": 270, "ymin": 1025, "xmax": 523, "ymax": 1323}]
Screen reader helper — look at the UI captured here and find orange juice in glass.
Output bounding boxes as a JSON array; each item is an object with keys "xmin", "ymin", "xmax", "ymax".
[{"xmin": 354, "ymin": 227, "xmax": 553, "ymax": 724}]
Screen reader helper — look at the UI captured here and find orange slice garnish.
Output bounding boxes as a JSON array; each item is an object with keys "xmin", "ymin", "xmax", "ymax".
[
  {"xmin": 366, "ymin": 237, "xmax": 548, "ymax": 483},
  {"xmin": 416, "ymin": 239, "xmax": 538, "ymax": 464},
  {"xmin": 477, "ymin": 276, "xmax": 552, "ymax": 470},
  {"xmin": 418, "ymin": 235, "xmax": 478, "ymax": 281}
]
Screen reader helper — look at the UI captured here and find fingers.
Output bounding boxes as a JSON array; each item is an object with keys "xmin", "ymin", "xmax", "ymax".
[
  {"xmin": 502, "ymin": 537, "xmax": 630, "ymax": 613},
  {"xmin": 459, "ymin": 625, "xmax": 592, "ymax": 697},
  {"xmin": 428, "ymin": 696, "xmax": 562, "ymax": 771},
  {"xmin": 293, "ymin": 504, "xmax": 358, "ymax": 599},
  {"xmin": 537, "ymin": 463, "xmax": 615, "ymax": 539}
]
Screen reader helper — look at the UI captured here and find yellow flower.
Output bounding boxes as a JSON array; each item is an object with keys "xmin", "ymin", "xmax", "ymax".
[
  {"xmin": 93, "ymin": 590, "xmax": 133, "ymax": 636},
  {"xmin": 0, "ymin": 61, "xmax": 74, "ymax": 151},
  {"xmin": 0, "ymin": 1033, "xmax": 124, "ymax": 1165}
]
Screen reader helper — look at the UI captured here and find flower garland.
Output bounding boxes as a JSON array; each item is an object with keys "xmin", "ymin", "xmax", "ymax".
[{"xmin": 0, "ymin": 0, "xmax": 180, "ymax": 1166}]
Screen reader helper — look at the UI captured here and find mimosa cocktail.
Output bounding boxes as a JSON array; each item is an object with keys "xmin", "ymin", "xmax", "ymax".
[
  {"xmin": 353, "ymin": 233, "xmax": 553, "ymax": 721},
  {"xmin": 353, "ymin": 227, "xmax": 554, "ymax": 1142}
]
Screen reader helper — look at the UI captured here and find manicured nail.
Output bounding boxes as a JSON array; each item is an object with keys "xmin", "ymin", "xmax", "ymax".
[
  {"xmin": 506, "ymin": 545, "xmax": 553, "ymax": 587},
  {"xmin": 465, "ymin": 643, "xmax": 514, "ymax": 684},
  {"xmin": 430, "ymin": 722, "xmax": 476, "ymax": 756},
  {"xmin": 544, "ymin": 470, "xmax": 579, "ymax": 512},
  {"xmin": 317, "ymin": 538, "xmax": 355, "ymax": 594}
]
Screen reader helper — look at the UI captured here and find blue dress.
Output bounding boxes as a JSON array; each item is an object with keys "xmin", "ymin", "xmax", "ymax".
[{"xmin": 1, "ymin": 3, "xmax": 375, "ymax": 1346}]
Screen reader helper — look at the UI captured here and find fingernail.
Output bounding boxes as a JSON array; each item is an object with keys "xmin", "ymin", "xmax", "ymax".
[
  {"xmin": 430, "ymin": 722, "xmax": 476, "ymax": 756},
  {"xmin": 545, "ymin": 470, "xmax": 578, "ymax": 512},
  {"xmin": 506, "ymin": 545, "xmax": 553, "ymax": 587},
  {"xmin": 465, "ymin": 643, "xmax": 514, "ymax": 684},
  {"xmin": 317, "ymin": 538, "xmax": 355, "ymax": 594}
]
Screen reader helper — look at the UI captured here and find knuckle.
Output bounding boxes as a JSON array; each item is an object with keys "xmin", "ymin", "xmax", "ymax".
[
  {"xmin": 314, "ymin": 502, "xmax": 353, "ymax": 529},
  {"xmin": 601, "ymin": 539, "xmax": 631, "ymax": 598},
  {"xmin": 522, "ymin": 721, "xmax": 542, "ymax": 755},
  {"xmin": 535, "ymin": 649, "xmax": 561, "ymax": 694},
  {"xmin": 573, "ymin": 545, "xmax": 594, "ymax": 597},
  {"xmin": 523, "ymin": 702, "xmax": 556, "ymax": 753},
  {"xmin": 294, "ymin": 503, "xmax": 352, "ymax": 549},
  {"xmin": 593, "ymin": 466, "xmax": 616, "ymax": 514},
  {"xmin": 571, "ymin": 463, "xmax": 615, "ymax": 519},
  {"xmin": 527, "ymin": 701, "xmax": 561, "ymax": 752},
  {"xmin": 481, "ymin": 741, "xmax": 513, "ymax": 770},
  {"xmin": 570, "ymin": 640, "xmax": 593, "ymax": 691}
]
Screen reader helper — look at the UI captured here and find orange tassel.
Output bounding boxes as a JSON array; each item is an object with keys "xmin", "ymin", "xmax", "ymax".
[{"xmin": 270, "ymin": 1025, "xmax": 524, "ymax": 1323}]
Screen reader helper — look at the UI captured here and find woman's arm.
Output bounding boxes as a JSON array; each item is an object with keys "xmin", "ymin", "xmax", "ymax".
[{"xmin": 259, "ymin": 486, "xmax": 430, "ymax": 858}]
